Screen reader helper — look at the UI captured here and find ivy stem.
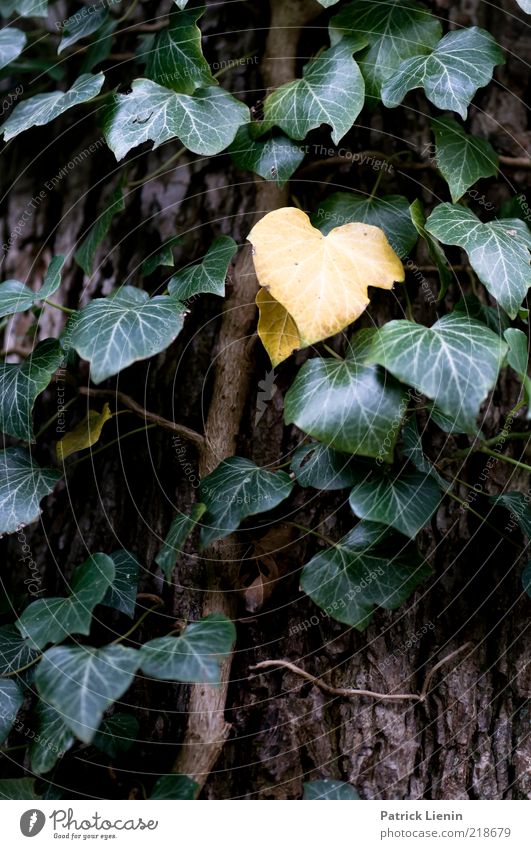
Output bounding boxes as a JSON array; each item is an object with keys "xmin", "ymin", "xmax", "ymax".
[
  {"xmin": 369, "ymin": 166, "xmax": 385, "ymax": 200},
  {"xmin": 478, "ymin": 446, "xmax": 531, "ymax": 474},
  {"xmin": 44, "ymin": 299, "xmax": 75, "ymax": 315},
  {"xmin": 4, "ymin": 655, "xmax": 42, "ymax": 678},
  {"xmin": 111, "ymin": 603, "xmax": 163, "ymax": 645},
  {"xmin": 287, "ymin": 521, "xmax": 336, "ymax": 548},
  {"xmin": 481, "ymin": 431, "xmax": 530, "ymax": 448},
  {"xmin": 322, "ymin": 343, "xmax": 343, "ymax": 361}
]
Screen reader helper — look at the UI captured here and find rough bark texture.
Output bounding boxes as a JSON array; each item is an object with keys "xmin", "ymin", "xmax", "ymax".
[{"xmin": 1, "ymin": 0, "xmax": 530, "ymax": 800}]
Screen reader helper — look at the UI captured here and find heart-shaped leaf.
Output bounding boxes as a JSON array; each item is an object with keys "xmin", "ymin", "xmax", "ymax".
[
  {"xmin": 284, "ymin": 353, "xmax": 407, "ymax": 461},
  {"xmin": 290, "ymin": 443, "xmax": 357, "ymax": 491},
  {"xmin": 0, "ymin": 448, "xmax": 61, "ymax": 535},
  {"xmin": 1, "ymin": 73, "xmax": 105, "ymax": 141},
  {"xmin": 0, "ymin": 679, "xmax": 23, "ymax": 743},
  {"xmin": 432, "ymin": 117, "xmax": 498, "ymax": 203},
  {"xmin": 263, "ymin": 38, "xmax": 366, "ymax": 144},
  {"xmin": 300, "ymin": 521, "xmax": 431, "ymax": 628},
  {"xmin": 330, "ymin": 0, "xmax": 442, "ymax": 100},
  {"xmin": 0, "ymin": 624, "xmax": 40, "ymax": 675},
  {"xmin": 0, "ymin": 27, "xmax": 26, "ymax": 71},
  {"xmin": 381, "ymin": 27, "xmax": 504, "ymax": 119},
  {"xmin": 35, "ymin": 644, "xmax": 140, "ymax": 743},
  {"xmin": 366, "ymin": 314, "xmax": 507, "ymax": 433},
  {"xmin": 426, "ymin": 203, "xmax": 531, "ymax": 319},
  {"xmin": 145, "ymin": 5, "xmax": 216, "ymax": 94},
  {"xmin": 69, "ymin": 286, "xmax": 187, "ymax": 384},
  {"xmin": 139, "ymin": 613, "xmax": 236, "ymax": 683},
  {"xmin": 16, "ymin": 553, "xmax": 116, "ymax": 649},
  {"xmin": 229, "ymin": 126, "xmax": 305, "ymax": 187},
  {"xmin": 199, "ymin": 456, "xmax": 293, "ymax": 547},
  {"xmin": 103, "ymin": 79, "xmax": 249, "ymax": 161},
  {"xmin": 348, "ymin": 463, "xmax": 443, "ymax": 538},
  {"xmin": 313, "ymin": 192, "xmax": 418, "ymax": 257},
  {"xmin": 0, "ymin": 255, "xmax": 64, "ymax": 319},
  {"xmin": 168, "ymin": 236, "xmax": 237, "ymax": 299},
  {"xmin": 0, "ymin": 339, "xmax": 63, "ymax": 441},
  {"xmin": 101, "ymin": 550, "xmax": 140, "ymax": 618},
  {"xmin": 248, "ymin": 207, "xmax": 404, "ymax": 349}
]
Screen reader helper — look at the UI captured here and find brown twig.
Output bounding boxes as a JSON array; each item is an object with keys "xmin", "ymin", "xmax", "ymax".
[
  {"xmin": 250, "ymin": 643, "xmax": 474, "ymax": 705},
  {"xmin": 78, "ymin": 387, "xmax": 204, "ymax": 449}
]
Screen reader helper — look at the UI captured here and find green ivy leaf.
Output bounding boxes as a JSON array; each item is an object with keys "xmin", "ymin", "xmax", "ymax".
[
  {"xmin": 426, "ymin": 203, "xmax": 531, "ymax": 319},
  {"xmin": 229, "ymin": 126, "xmax": 305, "ymax": 187},
  {"xmin": 313, "ymin": 192, "xmax": 418, "ymax": 257},
  {"xmin": 263, "ymin": 38, "xmax": 366, "ymax": 144},
  {"xmin": 93, "ymin": 713, "xmax": 139, "ymax": 758},
  {"xmin": 145, "ymin": 5, "xmax": 216, "ymax": 94},
  {"xmin": 141, "ymin": 236, "xmax": 181, "ymax": 277},
  {"xmin": 0, "ymin": 624, "xmax": 40, "ymax": 675},
  {"xmin": 348, "ymin": 463, "xmax": 442, "ymax": 538},
  {"xmin": 35, "ymin": 644, "xmax": 140, "ymax": 744},
  {"xmin": 366, "ymin": 314, "xmax": 507, "ymax": 433},
  {"xmin": 69, "ymin": 286, "xmax": 187, "ymax": 384},
  {"xmin": 0, "ymin": 447, "xmax": 61, "ymax": 535},
  {"xmin": 490, "ymin": 492, "xmax": 531, "ymax": 537},
  {"xmin": 330, "ymin": 0, "xmax": 441, "ymax": 101},
  {"xmin": 0, "ymin": 0, "xmax": 47, "ymax": 17},
  {"xmin": 156, "ymin": 503, "xmax": 206, "ymax": 580},
  {"xmin": 168, "ymin": 236, "xmax": 237, "ymax": 299},
  {"xmin": 303, "ymin": 779, "xmax": 359, "ymax": 800},
  {"xmin": 300, "ymin": 520, "xmax": 431, "ymax": 628},
  {"xmin": 1, "ymin": 73, "xmax": 105, "ymax": 141},
  {"xmin": 0, "ymin": 255, "xmax": 64, "ymax": 319},
  {"xmin": 139, "ymin": 612, "xmax": 236, "ymax": 683},
  {"xmin": 150, "ymin": 774, "xmax": 198, "ymax": 799},
  {"xmin": 382, "ymin": 27, "xmax": 504, "ymax": 119},
  {"xmin": 101, "ymin": 550, "xmax": 140, "ymax": 619},
  {"xmin": 0, "ymin": 679, "xmax": 23, "ymax": 743},
  {"xmin": 29, "ymin": 702, "xmax": 75, "ymax": 775},
  {"xmin": 199, "ymin": 456, "xmax": 293, "ymax": 547},
  {"xmin": 0, "ymin": 339, "xmax": 63, "ymax": 441},
  {"xmin": 401, "ymin": 416, "xmax": 448, "ymax": 490},
  {"xmin": 75, "ymin": 187, "xmax": 125, "ymax": 275},
  {"xmin": 0, "ymin": 27, "xmax": 26, "ymax": 71},
  {"xmin": 15, "ymin": 553, "xmax": 116, "ymax": 649},
  {"xmin": 284, "ymin": 353, "xmax": 407, "ymax": 462},
  {"xmin": 0, "ymin": 778, "xmax": 41, "ymax": 800},
  {"xmin": 58, "ymin": 6, "xmax": 108, "ymax": 55},
  {"xmin": 432, "ymin": 117, "xmax": 498, "ymax": 203},
  {"xmin": 409, "ymin": 199, "xmax": 451, "ymax": 300},
  {"xmin": 103, "ymin": 79, "xmax": 249, "ymax": 160},
  {"xmin": 290, "ymin": 443, "xmax": 357, "ymax": 491}
]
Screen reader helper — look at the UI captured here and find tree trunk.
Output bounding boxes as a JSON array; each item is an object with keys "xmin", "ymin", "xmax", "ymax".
[{"xmin": 1, "ymin": 0, "xmax": 530, "ymax": 800}]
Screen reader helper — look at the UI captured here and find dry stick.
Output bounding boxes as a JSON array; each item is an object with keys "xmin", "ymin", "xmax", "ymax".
[
  {"xmin": 78, "ymin": 386, "xmax": 204, "ymax": 449},
  {"xmin": 170, "ymin": 0, "xmax": 322, "ymax": 789},
  {"xmin": 250, "ymin": 643, "xmax": 474, "ymax": 705}
]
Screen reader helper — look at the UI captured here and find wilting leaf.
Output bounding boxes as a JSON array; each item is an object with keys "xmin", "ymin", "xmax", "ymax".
[
  {"xmin": 56, "ymin": 404, "xmax": 112, "ymax": 461},
  {"xmin": 255, "ymin": 289, "xmax": 301, "ymax": 367}
]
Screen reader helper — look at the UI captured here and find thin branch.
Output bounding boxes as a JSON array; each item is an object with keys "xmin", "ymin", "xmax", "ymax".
[
  {"xmin": 78, "ymin": 387, "xmax": 204, "ymax": 448},
  {"xmin": 250, "ymin": 643, "xmax": 474, "ymax": 705}
]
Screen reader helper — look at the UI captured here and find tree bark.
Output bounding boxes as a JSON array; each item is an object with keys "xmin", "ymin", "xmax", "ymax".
[{"xmin": 1, "ymin": 0, "xmax": 530, "ymax": 800}]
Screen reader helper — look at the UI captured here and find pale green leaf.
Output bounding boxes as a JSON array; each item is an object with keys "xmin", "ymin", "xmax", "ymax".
[
  {"xmin": 139, "ymin": 613, "xmax": 235, "ymax": 683},
  {"xmin": 0, "ymin": 448, "xmax": 61, "ymax": 535},
  {"xmin": 263, "ymin": 38, "xmax": 366, "ymax": 144},
  {"xmin": 303, "ymin": 779, "xmax": 359, "ymax": 799},
  {"xmin": 145, "ymin": 5, "xmax": 216, "ymax": 94},
  {"xmin": 1, "ymin": 73, "xmax": 105, "ymax": 141},
  {"xmin": 382, "ymin": 28, "xmax": 504, "ymax": 119},
  {"xmin": 301, "ymin": 521, "xmax": 431, "ymax": 628},
  {"xmin": 103, "ymin": 79, "xmax": 249, "ymax": 160},
  {"xmin": 0, "ymin": 255, "xmax": 64, "ymax": 318},
  {"xmin": 0, "ymin": 27, "xmax": 25, "ymax": 70},
  {"xmin": 0, "ymin": 679, "xmax": 23, "ymax": 743},
  {"xmin": 0, "ymin": 339, "xmax": 63, "ymax": 441},
  {"xmin": 58, "ymin": 6, "xmax": 108, "ymax": 55},
  {"xmin": 432, "ymin": 116, "xmax": 498, "ymax": 203},
  {"xmin": 69, "ymin": 286, "xmax": 187, "ymax": 384},
  {"xmin": 366, "ymin": 314, "xmax": 507, "ymax": 433},
  {"xmin": 35, "ymin": 644, "xmax": 140, "ymax": 744},
  {"xmin": 199, "ymin": 456, "xmax": 293, "ymax": 547},
  {"xmin": 426, "ymin": 203, "xmax": 531, "ymax": 318}
]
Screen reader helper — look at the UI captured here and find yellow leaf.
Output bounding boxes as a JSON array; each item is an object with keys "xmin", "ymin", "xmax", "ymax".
[
  {"xmin": 248, "ymin": 207, "xmax": 404, "ymax": 348},
  {"xmin": 256, "ymin": 288, "xmax": 301, "ymax": 366},
  {"xmin": 56, "ymin": 403, "xmax": 112, "ymax": 461}
]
